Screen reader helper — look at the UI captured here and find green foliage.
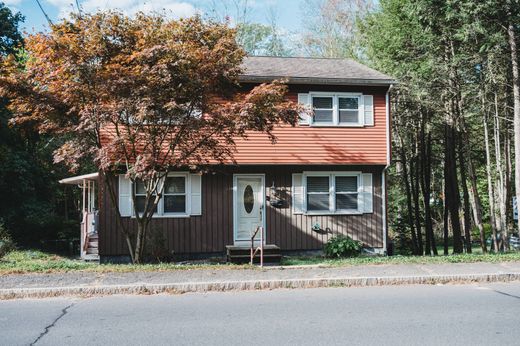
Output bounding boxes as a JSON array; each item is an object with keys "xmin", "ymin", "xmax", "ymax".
[
  {"xmin": 324, "ymin": 235, "xmax": 362, "ymax": 258},
  {"xmin": 281, "ymin": 252, "xmax": 520, "ymax": 266},
  {"xmin": 0, "ymin": 3, "xmax": 24, "ymax": 56},
  {"xmin": 0, "ymin": 4, "xmax": 84, "ymax": 247},
  {"xmin": 236, "ymin": 22, "xmax": 290, "ymax": 56},
  {"xmin": 3, "ymin": 249, "xmax": 520, "ymax": 275},
  {"xmin": 471, "ymin": 223, "xmax": 493, "ymax": 241},
  {"xmin": 0, "ymin": 222, "xmax": 15, "ymax": 259},
  {"xmin": 146, "ymin": 226, "xmax": 169, "ymax": 262}
]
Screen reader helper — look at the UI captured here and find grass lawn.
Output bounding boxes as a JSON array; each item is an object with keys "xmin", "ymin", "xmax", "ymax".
[
  {"xmin": 280, "ymin": 251, "xmax": 520, "ymax": 266},
  {"xmin": 1, "ymin": 249, "xmax": 520, "ymax": 275},
  {"xmin": 0, "ymin": 250, "xmax": 247, "ymax": 275}
]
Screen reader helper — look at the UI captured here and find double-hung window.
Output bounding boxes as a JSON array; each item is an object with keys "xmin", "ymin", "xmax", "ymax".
[
  {"xmin": 119, "ymin": 173, "xmax": 202, "ymax": 218},
  {"xmin": 163, "ymin": 176, "xmax": 187, "ymax": 214},
  {"xmin": 338, "ymin": 97, "xmax": 359, "ymax": 124},
  {"xmin": 305, "ymin": 173, "xmax": 360, "ymax": 214},
  {"xmin": 306, "ymin": 176, "xmax": 331, "ymax": 211},
  {"xmin": 335, "ymin": 176, "xmax": 358, "ymax": 211},
  {"xmin": 135, "ymin": 180, "xmax": 158, "ymax": 214},
  {"xmin": 133, "ymin": 174, "xmax": 188, "ymax": 216},
  {"xmin": 309, "ymin": 93, "xmax": 363, "ymax": 126},
  {"xmin": 312, "ymin": 96, "xmax": 334, "ymax": 124}
]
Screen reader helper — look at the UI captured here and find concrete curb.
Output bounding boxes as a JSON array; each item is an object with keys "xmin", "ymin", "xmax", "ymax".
[{"xmin": 2, "ymin": 272, "xmax": 520, "ymax": 300}]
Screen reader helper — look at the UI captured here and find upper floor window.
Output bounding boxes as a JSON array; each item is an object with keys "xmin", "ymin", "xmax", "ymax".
[
  {"xmin": 312, "ymin": 96, "xmax": 334, "ymax": 123},
  {"xmin": 298, "ymin": 92, "xmax": 374, "ymax": 127},
  {"xmin": 310, "ymin": 93, "xmax": 362, "ymax": 126}
]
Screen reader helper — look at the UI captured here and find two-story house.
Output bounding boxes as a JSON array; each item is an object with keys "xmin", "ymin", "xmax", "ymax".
[{"xmin": 60, "ymin": 56, "xmax": 394, "ymax": 262}]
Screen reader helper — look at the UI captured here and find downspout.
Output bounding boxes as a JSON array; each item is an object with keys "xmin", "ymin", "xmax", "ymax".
[{"xmin": 382, "ymin": 84, "xmax": 394, "ymax": 255}]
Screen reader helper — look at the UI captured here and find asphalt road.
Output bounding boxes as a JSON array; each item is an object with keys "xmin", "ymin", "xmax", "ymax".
[{"xmin": 1, "ymin": 283, "xmax": 520, "ymax": 346}]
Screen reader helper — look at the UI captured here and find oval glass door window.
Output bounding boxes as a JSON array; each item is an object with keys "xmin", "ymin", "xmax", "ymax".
[{"xmin": 243, "ymin": 185, "xmax": 254, "ymax": 214}]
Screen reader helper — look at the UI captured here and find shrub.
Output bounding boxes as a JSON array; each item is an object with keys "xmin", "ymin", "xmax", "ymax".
[
  {"xmin": 145, "ymin": 226, "xmax": 169, "ymax": 262},
  {"xmin": 324, "ymin": 235, "xmax": 362, "ymax": 258},
  {"xmin": 0, "ymin": 223, "xmax": 15, "ymax": 259}
]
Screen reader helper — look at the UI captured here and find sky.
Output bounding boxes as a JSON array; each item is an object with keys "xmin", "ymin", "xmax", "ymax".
[{"xmin": 3, "ymin": 0, "xmax": 306, "ymax": 34}]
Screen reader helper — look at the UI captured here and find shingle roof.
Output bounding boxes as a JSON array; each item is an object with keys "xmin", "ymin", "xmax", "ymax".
[{"xmin": 240, "ymin": 56, "xmax": 395, "ymax": 86}]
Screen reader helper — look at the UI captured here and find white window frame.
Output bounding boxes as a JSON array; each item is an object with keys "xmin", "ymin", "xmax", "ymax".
[
  {"xmin": 303, "ymin": 171, "xmax": 362, "ymax": 215},
  {"xmin": 309, "ymin": 92, "xmax": 364, "ymax": 127},
  {"xmin": 162, "ymin": 173, "xmax": 190, "ymax": 217},
  {"xmin": 311, "ymin": 95, "xmax": 334, "ymax": 124},
  {"xmin": 334, "ymin": 175, "xmax": 360, "ymax": 213},
  {"xmin": 132, "ymin": 172, "xmax": 190, "ymax": 218}
]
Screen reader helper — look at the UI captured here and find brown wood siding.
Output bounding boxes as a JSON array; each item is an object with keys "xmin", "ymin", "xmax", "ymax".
[{"xmin": 99, "ymin": 165, "xmax": 384, "ymax": 256}]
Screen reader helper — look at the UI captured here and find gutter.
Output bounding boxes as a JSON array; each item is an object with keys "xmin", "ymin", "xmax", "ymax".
[
  {"xmin": 238, "ymin": 76, "xmax": 397, "ymax": 86},
  {"xmin": 382, "ymin": 84, "xmax": 394, "ymax": 255}
]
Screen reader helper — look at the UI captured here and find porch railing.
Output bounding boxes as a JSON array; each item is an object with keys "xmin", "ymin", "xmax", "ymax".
[
  {"xmin": 81, "ymin": 211, "xmax": 90, "ymax": 254},
  {"xmin": 250, "ymin": 226, "xmax": 264, "ymax": 267}
]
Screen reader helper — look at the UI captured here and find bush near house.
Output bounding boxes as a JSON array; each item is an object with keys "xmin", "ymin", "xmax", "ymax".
[{"xmin": 324, "ymin": 235, "xmax": 362, "ymax": 258}]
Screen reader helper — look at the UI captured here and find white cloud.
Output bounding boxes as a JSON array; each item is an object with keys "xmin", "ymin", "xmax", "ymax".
[{"xmin": 47, "ymin": 0, "xmax": 199, "ymax": 20}]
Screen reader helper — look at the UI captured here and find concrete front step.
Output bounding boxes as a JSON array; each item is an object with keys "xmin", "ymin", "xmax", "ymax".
[{"xmin": 226, "ymin": 245, "xmax": 281, "ymax": 264}]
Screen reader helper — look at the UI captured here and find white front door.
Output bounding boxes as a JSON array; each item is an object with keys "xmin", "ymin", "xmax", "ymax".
[{"xmin": 234, "ymin": 175, "xmax": 265, "ymax": 244}]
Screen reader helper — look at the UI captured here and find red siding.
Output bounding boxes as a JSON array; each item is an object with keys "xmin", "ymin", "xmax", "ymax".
[
  {"xmin": 232, "ymin": 85, "xmax": 388, "ymax": 165},
  {"xmin": 99, "ymin": 84, "xmax": 389, "ymax": 166}
]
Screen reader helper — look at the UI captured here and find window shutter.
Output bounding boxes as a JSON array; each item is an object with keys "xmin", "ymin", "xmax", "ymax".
[
  {"xmin": 297, "ymin": 93, "xmax": 310, "ymax": 125},
  {"xmin": 363, "ymin": 95, "xmax": 374, "ymax": 126},
  {"xmin": 118, "ymin": 175, "xmax": 132, "ymax": 217},
  {"xmin": 189, "ymin": 174, "xmax": 202, "ymax": 215},
  {"xmin": 362, "ymin": 173, "xmax": 373, "ymax": 213},
  {"xmin": 292, "ymin": 173, "xmax": 304, "ymax": 214}
]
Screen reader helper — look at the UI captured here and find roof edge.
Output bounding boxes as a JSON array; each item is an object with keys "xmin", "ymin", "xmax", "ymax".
[
  {"xmin": 59, "ymin": 172, "xmax": 99, "ymax": 185},
  {"xmin": 238, "ymin": 75, "xmax": 397, "ymax": 86}
]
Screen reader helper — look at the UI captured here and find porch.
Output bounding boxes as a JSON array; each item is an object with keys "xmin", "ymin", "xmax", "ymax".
[{"xmin": 59, "ymin": 172, "xmax": 99, "ymax": 261}]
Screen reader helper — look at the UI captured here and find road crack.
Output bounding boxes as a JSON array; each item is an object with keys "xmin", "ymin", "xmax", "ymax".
[
  {"xmin": 491, "ymin": 289, "xmax": 520, "ymax": 300},
  {"xmin": 30, "ymin": 302, "xmax": 74, "ymax": 345}
]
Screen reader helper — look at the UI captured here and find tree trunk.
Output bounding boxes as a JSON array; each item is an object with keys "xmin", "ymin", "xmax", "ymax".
[
  {"xmin": 458, "ymin": 130, "xmax": 472, "ymax": 253},
  {"xmin": 493, "ymin": 97, "xmax": 508, "ymax": 250},
  {"xmin": 445, "ymin": 40, "xmax": 463, "ymax": 254},
  {"xmin": 445, "ymin": 118, "xmax": 463, "ymax": 253},
  {"xmin": 134, "ymin": 217, "xmax": 152, "ymax": 264},
  {"xmin": 420, "ymin": 122, "xmax": 437, "ymax": 255},
  {"xmin": 508, "ymin": 21, "xmax": 520, "ymax": 238},
  {"xmin": 504, "ymin": 127, "xmax": 513, "ymax": 235},
  {"xmin": 401, "ymin": 146, "xmax": 419, "ymax": 255},
  {"xmin": 466, "ymin": 146, "xmax": 487, "ymax": 253},
  {"xmin": 443, "ymin": 184, "xmax": 449, "ymax": 256},
  {"xmin": 484, "ymin": 110, "xmax": 499, "ymax": 252},
  {"xmin": 103, "ymin": 172, "xmax": 136, "ymax": 263},
  {"xmin": 410, "ymin": 150, "xmax": 424, "ymax": 255}
]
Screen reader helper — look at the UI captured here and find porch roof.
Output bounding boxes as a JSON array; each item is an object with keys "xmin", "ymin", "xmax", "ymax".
[{"xmin": 59, "ymin": 172, "xmax": 99, "ymax": 185}]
